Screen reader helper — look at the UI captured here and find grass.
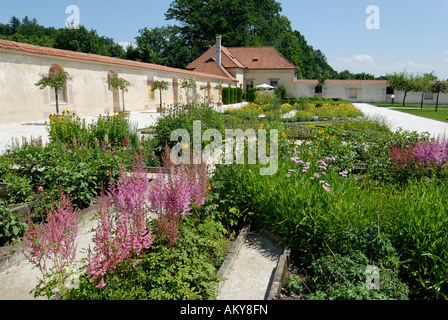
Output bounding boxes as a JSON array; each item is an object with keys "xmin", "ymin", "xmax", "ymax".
[
  {"xmin": 373, "ymin": 104, "xmax": 448, "ymax": 123},
  {"xmin": 374, "ymin": 103, "xmax": 448, "ymax": 110}
]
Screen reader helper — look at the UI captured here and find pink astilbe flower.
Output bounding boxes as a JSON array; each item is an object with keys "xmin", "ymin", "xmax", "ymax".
[
  {"xmin": 389, "ymin": 144, "xmax": 415, "ymax": 167},
  {"xmin": 86, "ymin": 155, "xmax": 154, "ymax": 287},
  {"xmin": 23, "ymin": 212, "xmax": 48, "ymax": 272},
  {"xmin": 23, "ymin": 189, "xmax": 79, "ymax": 296},
  {"xmin": 108, "ymin": 152, "xmax": 150, "ymax": 215},
  {"xmin": 44, "ymin": 192, "xmax": 79, "ymax": 273},
  {"xmin": 413, "ymin": 139, "xmax": 448, "ymax": 166}
]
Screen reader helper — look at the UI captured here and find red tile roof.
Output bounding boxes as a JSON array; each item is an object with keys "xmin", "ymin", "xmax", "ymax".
[
  {"xmin": 187, "ymin": 45, "xmax": 245, "ymax": 70},
  {"xmin": 228, "ymin": 46, "xmax": 297, "ymax": 70},
  {"xmin": 187, "ymin": 45, "xmax": 297, "ymax": 71},
  {"xmin": 0, "ymin": 39, "xmax": 234, "ymax": 81},
  {"xmin": 192, "ymin": 57, "xmax": 238, "ymax": 82}
]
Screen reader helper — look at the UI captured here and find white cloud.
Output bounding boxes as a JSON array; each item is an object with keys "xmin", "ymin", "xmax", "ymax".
[
  {"xmin": 353, "ymin": 54, "xmax": 376, "ymax": 64},
  {"xmin": 118, "ymin": 41, "xmax": 134, "ymax": 49}
]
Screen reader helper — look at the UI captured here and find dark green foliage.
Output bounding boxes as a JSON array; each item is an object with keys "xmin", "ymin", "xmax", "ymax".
[
  {"xmin": 151, "ymin": 104, "xmax": 225, "ymax": 157},
  {"xmin": 0, "ymin": 17, "xmax": 126, "ymax": 59},
  {"xmin": 68, "ymin": 214, "xmax": 231, "ymax": 300},
  {"xmin": 222, "ymin": 87, "xmax": 231, "ymax": 105},
  {"xmin": 247, "ymin": 88, "xmax": 261, "ymax": 103}
]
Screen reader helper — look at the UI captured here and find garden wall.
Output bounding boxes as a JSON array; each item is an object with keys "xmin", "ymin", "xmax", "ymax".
[
  {"xmin": 0, "ymin": 48, "xmax": 233, "ymax": 124},
  {"xmin": 293, "ymin": 79, "xmax": 448, "ymax": 104}
]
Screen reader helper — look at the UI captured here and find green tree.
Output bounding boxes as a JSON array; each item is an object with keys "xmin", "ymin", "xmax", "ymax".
[
  {"xmin": 200, "ymin": 84, "xmax": 212, "ymax": 104},
  {"xmin": 134, "ymin": 25, "xmax": 195, "ymax": 68},
  {"xmin": 35, "ymin": 67, "xmax": 71, "ymax": 114},
  {"xmin": 54, "ymin": 25, "xmax": 125, "ymax": 58},
  {"xmin": 152, "ymin": 80, "xmax": 170, "ymax": 110},
  {"xmin": 387, "ymin": 71, "xmax": 415, "ymax": 106},
  {"xmin": 180, "ymin": 78, "xmax": 197, "ymax": 103},
  {"xmin": 161, "ymin": 0, "xmax": 336, "ymax": 78},
  {"xmin": 106, "ymin": 77, "xmax": 132, "ymax": 112},
  {"xmin": 431, "ymin": 81, "xmax": 448, "ymax": 112},
  {"xmin": 413, "ymin": 72, "xmax": 437, "ymax": 110}
]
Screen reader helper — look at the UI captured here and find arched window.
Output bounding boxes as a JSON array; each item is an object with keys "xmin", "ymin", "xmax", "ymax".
[
  {"xmin": 108, "ymin": 70, "xmax": 120, "ymax": 113},
  {"xmin": 49, "ymin": 64, "xmax": 68, "ymax": 104},
  {"xmin": 173, "ymin": 77, "xmax": 179, "ymax": 106},
  {"xmin": 147, "ymin": 74, "xmax": 155, "ymax": 101}
]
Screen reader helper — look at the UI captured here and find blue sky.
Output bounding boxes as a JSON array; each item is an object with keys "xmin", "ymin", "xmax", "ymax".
[{"xmin": 2, "ymin": 0, "xmax": 448, "ymax": 79}]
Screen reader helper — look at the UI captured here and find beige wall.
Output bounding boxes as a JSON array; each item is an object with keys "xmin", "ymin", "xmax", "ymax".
[
  {"xmin": 0, "ymin": 50, "xmax": 232, "ymax": 124},
  {"xmin": 244, "ymin": 69, "xmax": 295, "ymax": 97},
  {"xmin": 293, "ymin": 81, "xmax": 448, "ymax": 105}
]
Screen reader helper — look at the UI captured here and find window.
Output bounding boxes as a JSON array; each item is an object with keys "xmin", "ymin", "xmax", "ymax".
[
  {"xmin": 349, "ymin": 88, "xmax": 358, "ymax": 100},
  {"xmin": 246, "ymin": 80, "xmax": 254, "ymax": 93},
  {"xmin": 386, "ymin": 87, "xmax": 394, "ymax": 95},
  {"xmin": 270, "ymin": 80, "xmax": 278, "ymax": 88},
  {"xmin": 315, "ymin": 86, "xmax": 322, "ymax": 94},
  {"xmin": 147, "ymin": 74, "xmax": 155, "ymax": 101},
  {"xmin": 424, "ymin": 92, "xmax": 434, "ymax": 100}
]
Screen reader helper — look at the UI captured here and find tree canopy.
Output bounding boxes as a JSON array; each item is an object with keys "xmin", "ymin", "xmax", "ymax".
[{"xmin": 0, "ymin": 8, "xmax": 382, "ymax": 80}]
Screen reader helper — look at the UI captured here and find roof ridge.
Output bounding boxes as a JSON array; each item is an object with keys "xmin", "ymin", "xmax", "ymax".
[
  {"xmin": 193, "ymin": 57, "xmax": 238, "ymax": 82},
  {"xmin": 0, "ymin": 39, "xmax": 233, "ymax": 81}
]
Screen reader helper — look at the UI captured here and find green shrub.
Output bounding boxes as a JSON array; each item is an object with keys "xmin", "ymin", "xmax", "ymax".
[
  {"xmin": 247, "ymin": 88, "xmax": 261, "ymax": 103},
  {"xmin": 151, "ymin": 104, "xmax": 225, "ymax": 159},
  {"xmin": 307, "ymin": 251, "xmax": 409, "ymax": 300},
  {"xmin": 68, "ymin": 214, "xmax": 231, "ymax": 300},
  {"xmin": 0, "ymin": 202, "xmax": 27, "ymax": 246}
]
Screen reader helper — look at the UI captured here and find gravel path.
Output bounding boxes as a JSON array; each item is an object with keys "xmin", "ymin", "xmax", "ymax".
[{"xmin": 354, "ymin": 103, "xmax": 448, "ymax": 138}]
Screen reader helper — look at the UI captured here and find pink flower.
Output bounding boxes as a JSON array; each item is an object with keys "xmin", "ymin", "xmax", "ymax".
[
  {"xmin": 96, "ymin": 278, "xmax": 107, "ymax": 289},
  {"xmin": 133, "ymin": 259, "xmax": 142, "ymax": 268}
]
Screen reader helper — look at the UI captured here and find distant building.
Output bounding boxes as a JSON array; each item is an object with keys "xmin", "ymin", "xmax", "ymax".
[
  {"xmin": 187, "ymin": 35, "xmax": 298, "ymax": 97},
  {"xmin": 1, "ymin": 37, "xmax": 448, "ymax": 125},
  {"xmin": 0, "ymin": 39, "xmax": 236, "ymax": 124}
]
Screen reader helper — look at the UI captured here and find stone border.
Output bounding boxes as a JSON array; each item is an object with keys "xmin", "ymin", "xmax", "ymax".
[
  {"xmin": 267, "ymin": 246, "xmax": 290, "ymax": 300},
  {"xmin": 212, "ymin": 225, "xmax": 250, "ymax": 294}
]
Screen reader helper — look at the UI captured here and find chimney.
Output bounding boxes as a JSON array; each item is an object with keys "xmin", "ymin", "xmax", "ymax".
[{"xmin": 216, "ymin": 35, "xmax": 222, "ymax": 66}]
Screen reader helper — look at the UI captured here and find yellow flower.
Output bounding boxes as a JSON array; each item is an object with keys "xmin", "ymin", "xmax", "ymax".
[
  {"xmin": 308, "ymin": 152, "xmax": 314, "ymax": 156},
  {"xmin": 282, "ymin": 132, "xmax": 286, "ymax": 136},
  {"xmin": 182, "ymin": 143, "xmax": 190, "ymax": 149},
  {"xmin": 208, "ymin": 185, "xmax": 212, "ymax": 191}
]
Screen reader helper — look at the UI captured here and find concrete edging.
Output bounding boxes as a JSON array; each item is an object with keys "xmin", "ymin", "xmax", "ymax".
[
  {"xmin": 267, "ymin": 246, "xmax": 290, "ymax": 300},
  {"xmin": 213, "ymin": 225, "xmax": 251, "ymax": 294}
]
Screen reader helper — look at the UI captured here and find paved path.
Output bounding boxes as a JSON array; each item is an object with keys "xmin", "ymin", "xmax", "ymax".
[
  {"xmin": 0, "ymin": 206, "xmax": 97, "ymax": 300},
  {"xmin": 217, "ymin": 232, "xmax": 283, "ymax": 300},
  {"xmin": 0, "ymin": 103, "xmax": 248, "ymax": 155},
  {"xmin": 354, "ymin": 103, "xmax": 448, "ymax": 138}
]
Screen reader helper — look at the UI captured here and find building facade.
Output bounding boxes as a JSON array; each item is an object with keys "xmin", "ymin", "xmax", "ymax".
[
  {"xmin": 1, "ymin": 38, "xmax": 448, "ymax": 125},
  {"xmin": 0, "ymin": 39, "xmax": 236, "ymax": 124}
]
